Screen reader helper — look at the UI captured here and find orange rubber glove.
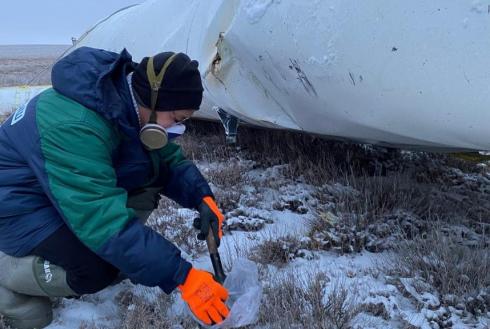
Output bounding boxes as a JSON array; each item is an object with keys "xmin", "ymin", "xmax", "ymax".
[
  {"xmin": 179, "ymin": 268, "xmax": 230, "ymax": 325},
  {"xmin": 193, "ymin": 196, "xmax": 225, "ymax": 246}
]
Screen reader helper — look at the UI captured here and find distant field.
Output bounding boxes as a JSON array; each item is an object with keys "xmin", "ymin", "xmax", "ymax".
[{"xmin": 0, "ymin": 44, "xmax": 70, "ymax": 87}]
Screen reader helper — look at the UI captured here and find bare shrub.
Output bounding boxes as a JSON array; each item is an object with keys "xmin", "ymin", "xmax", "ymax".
[
  {"xmin": 234, "ymin": 126, "xmax": 352, "ymax": 184},
  {"xmin": 116, "ymin": 289, "xmax": 194, "ymax": 329},
  {"xmin": 358, "ymin": 302, "xmax": 390, "ymax": 320},
  {"xmin": 389, "ymin": 230, "xmax": 490, "ymax": 313},
  {"xmin": 258, "ymin": 272, "xmax": 360, "ymax": 329},
  {"xmin": 181, "ymin": 121, "xmax": 387, "ymax": 185},
  {"xmin": 323, "ymin": 280, "xmax": 361, "ymax": 329},
  {"xmin": 201, "ymin": 160, "xmax": 249, "ymax": 214},
  {"xmin": 338, "ymin": 173, "xmax": 424, "ymax": 227},
  {"xmin": 306, "ymin": 211, "xmax": 368, "ymax": 254},
  {"xmin": 204, "ymin": 161, "xmax": 247, "ymax": 189},
  {"xmin": 183, "ymin": 120, "xmax": 489, "ymax": 227},
  {"xmin": 212, "ymin": 188, "xmax": 241, "ymax": 214},
  {"xmin": 221, "ymin": 235, "xmax": 254, "ymax": 272},
  {"xmin": 177, "ymin": 122, "xmax": 234, "ymax": 163},
  {"xmin": 306, "ymin": 208, "xmax": 432, "ymax": 254},
  {"xmin": 149, "ymin": 203, "xmax": 205, "ymax": 257},
  {"xmin": 249, "ymin": 235, "xmax": 303, "ymax": 267}
]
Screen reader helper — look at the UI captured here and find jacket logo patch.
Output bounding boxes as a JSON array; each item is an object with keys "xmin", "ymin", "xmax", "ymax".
[{"xmin": 11, "ymin": 104, "xmax": 27, "ymax": 126}]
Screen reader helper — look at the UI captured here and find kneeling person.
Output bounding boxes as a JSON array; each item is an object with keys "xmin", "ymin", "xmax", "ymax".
[{"xmin": 0, "ymin": 47, "xmax": 228, "ymax": 328}]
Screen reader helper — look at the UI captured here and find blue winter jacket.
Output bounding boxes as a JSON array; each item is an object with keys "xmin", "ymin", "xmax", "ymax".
[{"xmin": 0, "ymin": 47, "xmax": 212, "ymax": 293}]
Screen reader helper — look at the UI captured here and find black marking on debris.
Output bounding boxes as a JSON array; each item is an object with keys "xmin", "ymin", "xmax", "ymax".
[
  {"xmin": 392, "ymin": 47, "xmax": 398, "ymax": 52},
  {"xmin": 349, "ymin": 72, "xmax": 356, "ymax": 86},
  {"xmin": 289, "ymin": 59, "xmax": 318, "ymax": 97}
]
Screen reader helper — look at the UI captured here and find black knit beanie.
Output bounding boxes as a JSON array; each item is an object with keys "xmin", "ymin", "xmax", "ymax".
[{"xmin": 131, "ymin": 52, "xmax": 203, "ymax": 111}]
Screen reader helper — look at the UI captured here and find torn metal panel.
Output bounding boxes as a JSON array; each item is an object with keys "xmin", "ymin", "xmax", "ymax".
[{"xmin": 2, "ymin": 0, "xmax": 489, "ymax": 151}]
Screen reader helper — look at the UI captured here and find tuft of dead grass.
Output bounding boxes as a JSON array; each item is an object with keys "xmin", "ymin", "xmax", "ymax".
[
  {"xmin": 250, "ymin": 235, "xmax": 304, "ymax": 267},
  {"xmin": 200, "ymin": 160, "xmax": 250, "ymax": 214},
  {"xmin": 148, "ymin": 201, "xmax": 206, "ymax": 257},
  {"xmin": 212, "ymin": 187, "xmax": 241, "ymax": 214},
  {"xmin": 203, "ymin": 161, "xmax": 247, "ymax": 189},
  {"xmin": 176, "ymin": 121, "xmax": 234, "ymax": 163},
  {"xmin": 116, "ymin": 289, "xmax": 195, "ymax": 329},
  {"xmin": 339, "ymin": 173, "xmax": 422, "ymax": 224},
  {"xmin": 388, "ymin": 229, "xmax": 490, "ymax": 314},
  {"xmin": 258, "ymin": 272, "xmax": 360, "ymax": 329}
]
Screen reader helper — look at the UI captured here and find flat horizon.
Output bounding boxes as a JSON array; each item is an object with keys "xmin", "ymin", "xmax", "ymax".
[
  {"xmin": 0, "ymin": 44, "xmax": 70, "ymax": 46},
  {"xmin": 0, "ymin": 44, "xmax": 71, "ymax": 59}
]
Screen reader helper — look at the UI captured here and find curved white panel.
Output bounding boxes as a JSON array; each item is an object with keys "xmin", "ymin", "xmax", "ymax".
[{"xmin": 6, "ymin": 1, "xmax": 490, "ymax": 151}]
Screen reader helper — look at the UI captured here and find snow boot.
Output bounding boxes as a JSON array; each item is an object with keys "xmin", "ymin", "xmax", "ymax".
[
  {"xmin": 0, "ymin": 285, "xmax": 52, "ymax": 329},
  {"xmin": 0, "ymin": 252, "xmax": 77, "ymax": 328}
]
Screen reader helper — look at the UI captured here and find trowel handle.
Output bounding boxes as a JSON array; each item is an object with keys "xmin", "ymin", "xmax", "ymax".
[{"xmin": 206, "ymin": 229, "xmax": 227, "ymax": 284}]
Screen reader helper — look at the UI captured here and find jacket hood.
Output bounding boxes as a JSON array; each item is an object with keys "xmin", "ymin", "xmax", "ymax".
[{"xmin": 51, "ymin": 47, "xmax": 139, "ymax": 137}]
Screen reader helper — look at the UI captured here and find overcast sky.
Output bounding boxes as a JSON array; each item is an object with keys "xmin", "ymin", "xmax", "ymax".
[{"xmin": 0, "ymin": 0, "xmax": 142, "ymax": 45}]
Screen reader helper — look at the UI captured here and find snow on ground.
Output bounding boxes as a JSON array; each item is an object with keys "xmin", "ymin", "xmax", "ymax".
[{"xmin": 43, "ymin": 156, "xmax": 489, "ymax": 329}]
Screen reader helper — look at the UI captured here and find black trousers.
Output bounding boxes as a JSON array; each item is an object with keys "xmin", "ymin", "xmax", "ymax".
[{"xmin": 31, "ymin": 224, "xmax": 119, "ymax": 295}]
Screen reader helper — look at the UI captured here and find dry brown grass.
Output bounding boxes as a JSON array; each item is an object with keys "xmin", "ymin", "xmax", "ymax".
[
  {"xmin": 200, "ymin": 160, "xmax": 251, "ymax": 213},
  {"xmin": 0, "ymin": 58, "xmax": 54, "ymax": 87},
  {"xmin": 176, "ymin": 121, "xmax": 233, "ymax": 162},
  {"xmin": 250, "ymin": 235, "xmax": 303, "ymax": 267},
  {"xmin": 0, "ymin": 45, "xmax": 68, "ymax": 87},
  {"xmin": 148, "ymin": 199, "xmax": 206, "ymax": 257},
  {"xmin": 116, "ymin": 289, "xmax": 194, "ymax": 329},
  {"xmin": 389, "ymin": 229, "xmax": 490, "ymax": 312},
  {"xmin": 212, "ymin": 187, "xmax": 241, "ymax": 214},
  {"xmin": 258, "ymin": 272, "xmax": 360, "ymax": 329},
  {"xmin": 204, "ymin": 161, "xmax": 246, "ymax": 189},
  {"xmin": 335, "ymin": 173, "xmax": 425, "ymax": 227}
]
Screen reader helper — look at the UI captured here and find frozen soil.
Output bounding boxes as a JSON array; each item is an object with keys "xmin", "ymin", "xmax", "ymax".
[{"xmin": 40, "ymin": 122, "xmax": 489, "ymax": 329}]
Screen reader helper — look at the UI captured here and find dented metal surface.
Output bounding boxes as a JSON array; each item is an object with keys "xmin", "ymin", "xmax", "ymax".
[{"xmin": 3, "ymin": 0, "xmax": 490, "ymax": 151}]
